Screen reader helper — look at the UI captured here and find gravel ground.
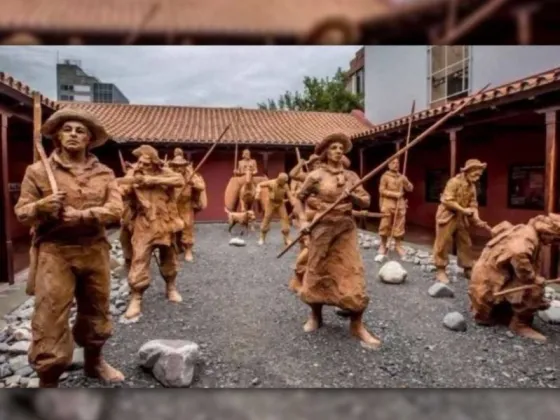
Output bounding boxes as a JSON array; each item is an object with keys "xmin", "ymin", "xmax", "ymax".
[{"xmin": 61, "ymin": 223, "xmax": 560, "ymax": 388}]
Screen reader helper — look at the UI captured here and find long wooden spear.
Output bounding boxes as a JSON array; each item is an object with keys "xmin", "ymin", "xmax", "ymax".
[
  {"xmin": 277, "ymin": 83, "xmax": 491, "ymax": 259},
  {"xmin": 388, "ymin": 99, "xmax": 415, "ymax": 253},
  {"xmin": 493, "ymin": 278, "xmax": 560, "ymax": 298}
]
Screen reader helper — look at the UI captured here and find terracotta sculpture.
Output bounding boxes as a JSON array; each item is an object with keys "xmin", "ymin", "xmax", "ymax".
[
  {"xmin": 468, "ymin": 215, "xmax": 559, "ymax": 341},
  {"xmin": 119, "ymin": 145, "xmax": 185, "ymax": 319},
  {"xmin": 13, "ymin": 108, "xmax": 125, "ymax": 387},
  {"xmin": 224, "ymin": 148, "xmax": 267, "ymax": 213},
  {"xmin": 433, "ymin": 159, "xmax": 490, "ymax": 283},
  {"xmin": 377, "ymin": 157, "xmax": 413, "ymax": 257},
  {"xmin": 291, "ymin": 133, "xmax": 381, "ymax": 349},
  {"xmin": 256, "ymin": 173, "xmax": 293, "ymax": 245},
  {"xmin": 225, "ymin": 208, "xmax": 256, "ymax": 234},
  {"xmin": 118, "ymin": 161, "xmax": 137, "ymax": 272},
  {"xmin": 168, "ymin": 148, "xmax": 207, "ymax": 262}
]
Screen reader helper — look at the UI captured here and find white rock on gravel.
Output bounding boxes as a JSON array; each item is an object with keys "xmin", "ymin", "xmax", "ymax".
[
  {"xmin": 538, "ymin": 304, "xmax": 560, "ymax": 324},
  {"xmin": 138, "ymin": 339, "xmax": 200, "ymax": 387},
  {"xmin": 374, "ymin": 254, "xmax": 387, "ymax": 263},
  {"xmin": 378, "ymin": 261, "xmax": 407, "ymax": 284},
  {"xmin": 443, "ymin": 312, "xmax": 467, "ymax": 332},
  {"xmin": 229, "ymin": 237, "xmax": 246, "ymax": 247},
  {"xmin": 428, "ymin": 283, "xmax": 455, "ymax": 298}
]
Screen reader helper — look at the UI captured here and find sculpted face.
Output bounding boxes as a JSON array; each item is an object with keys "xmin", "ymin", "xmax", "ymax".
[
  {"xmin": 466, "ymin": 169, "xmax": 483, "ymax": 182},
  {"xmin": 58, "ymin": 121, "xmax": 90, "ymax": 153},
  {"xmin": 137, "ymin": 155, "xmax": 155, "ymax": 173},
  {"xmin": 277, "ymin": 173, "xmax": 288, "ymax": 186},
  {"xmin": 388, "ymin": 158, "xmax": 400, "ymax": 172},
  {"xmin": 242, "ymin": 149, "xmax": 251, "ymax": 159},
  {"xmin": 327, "ymin": 142, "xmax": 344, "ymax": 163},
  {"xmin": 174, "ymin": 165, "xmax": 187, "ymax": 175}
]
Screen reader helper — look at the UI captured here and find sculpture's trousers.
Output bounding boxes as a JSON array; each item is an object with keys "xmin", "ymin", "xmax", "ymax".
[
  {"xmin": 261, "ymin": 202, "xmax": 290, "ymax": 234},
  {"xmin": 433, "ymin": 218, "xmax": 473, "ymax": 269},
  {"xmin": 378, "ymin": 208, "xmax": 406, "ymax": 238},
  {"xmin": 178, "ymin": 206, "xmax": 195, "ymax": 250},
  {"xmin": 29, "ymin": 240, "xmax": 112, "ymax": 381}
]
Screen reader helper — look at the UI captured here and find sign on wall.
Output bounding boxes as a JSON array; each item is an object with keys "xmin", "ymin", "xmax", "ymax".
[{"xmin": 507, "ymin": 164, "xmax": 545, "ymax": 210}]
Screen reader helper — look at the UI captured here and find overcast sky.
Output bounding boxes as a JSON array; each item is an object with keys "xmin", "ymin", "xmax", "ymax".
[{"xmin": 0, "ymin": 46, "xmax": 360, "ymax": 108}]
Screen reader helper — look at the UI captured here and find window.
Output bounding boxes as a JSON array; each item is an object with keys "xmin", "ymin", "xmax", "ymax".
[
  {"xmin": 60, "ymin": 84, "xmax": 74, "ymax": 91},
  {"xmin": 355, "ymin": 68, "xmax": 364, "ymax": 95},
  {"xmin": 427, "ymin": 46, "xmax": 471, "ymax": 108}
]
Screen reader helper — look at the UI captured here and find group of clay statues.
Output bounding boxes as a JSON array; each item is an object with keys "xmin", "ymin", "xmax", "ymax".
[{"xmin": 12, "ymin": 108, "xmax": 560, "ymax": 387}]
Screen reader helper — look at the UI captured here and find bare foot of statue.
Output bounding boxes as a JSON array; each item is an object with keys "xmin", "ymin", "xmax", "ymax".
[
  {"xmin": 509, "ymin": 320, "xmax": 546, "ymax": 342},
  {"xmin": 166, "ymin": 284, "xmax": 183, "ymax": 303},
  {"xmin": 185, "ymin": 249, "xmax": 193, "ymax": 263},
  {"xmin": 303, "ymin": 304, "xmax": 323, "ymax": 332},
  {"xmin": 350, "ymin": 314, "xmax": 382, "ymax": 350},
  {"xmin": 124, "ymin": 293, "xmax": 142, "ymax": 319},
  {"xmin": 85, "ymin": 359, "xmax": 125, "ymax": 383},
  {"xmin": 435, "ymin": 268, "xmax": 449, "ymax": 283}
]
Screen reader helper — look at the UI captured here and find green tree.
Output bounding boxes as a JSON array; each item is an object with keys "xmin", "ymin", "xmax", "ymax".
[{"xmin": 257, "ymin": 68, "xmax": 364, "ymax": 113}]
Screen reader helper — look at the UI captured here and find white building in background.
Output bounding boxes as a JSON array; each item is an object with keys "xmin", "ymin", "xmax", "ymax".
[{"xmin": 363, "ymin": 46, "xmax": 560, "ymax": 124}]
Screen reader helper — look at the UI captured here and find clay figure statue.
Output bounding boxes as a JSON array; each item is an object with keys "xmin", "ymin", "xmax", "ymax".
[
  {"xmin": 377, "ymin": 157, "xmax": 413, "ymax": 257},
  {"xmin": 432, "ymin": 159, "xmax": 490, "ymax": 283},
  {"xmin": 256, "ymin": 173, "xmax": 294, "ymax": 245},
  {"xmin": 469, "ymin": 215, "xmax": 560, "ymax": 342},
  {"xmin": 224, "ymin": 148, "xmax": 267, "ymax": 213},
  {"xmin": 225, "ymin": 208, "xmax": 257, "ymax": 235},
  {"xmin": 291, "ymin": 132, "xmax": 381, "ymax": 349},
  {"xmin": 13, "ymin": 108, "xmax": 125, "ymax": 387},
  {"xmin": 168, "ymin": 148, "xmax": 207, "ymax": 262},
  {"xmin": 119, "ymin": 145, "xmax": 185, "ymax": 319},
  {"xmin": 118, "ymin": 160, "xmax": 138, "ymax": 272},
  {"xmin": 289, "ymin": 154, "xmax": 322, "ymax": 229}
]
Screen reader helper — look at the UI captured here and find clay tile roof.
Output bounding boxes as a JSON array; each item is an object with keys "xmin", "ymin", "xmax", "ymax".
[
  {"xmin": 57, "ymin": 102, "xmax": 371, "ymax": 146},
  {"xmin": 0, "ymin": 72, "xmax": 57, "ymax": 109},
  {"xmin": 0, "ymin": 0, "xmax": 393, "ymax": 36},
  {"xmin": 352, "ymin": 66, "xmax": 560, "ymax": 140}
]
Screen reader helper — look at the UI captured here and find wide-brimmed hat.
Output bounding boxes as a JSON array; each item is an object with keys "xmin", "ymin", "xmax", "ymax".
[
  {"xmin": 460, "ymin": 158, "xmax": 487, "ymax": 173},
  {"xmin": 41, "ymin": 108, "xmax": 109, "ymax": 149},
  {"xmin": 168, "ymin": 148, "xmax": 189, "ymax": 166},
  {"xmin": 314, "ymin": 132, "xmax": 352, "ymax": 156},
  {"xmin": 531, "ymin": 213, "xmax": 560, "ymax": 236},
  {"xmin": 132, "ymin": 144, "xmax": 163, "ymax": 166}
]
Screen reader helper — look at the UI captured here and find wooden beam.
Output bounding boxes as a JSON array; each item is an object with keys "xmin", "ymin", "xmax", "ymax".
[
  {"xmin": 0, "ymin": 103, "xmax": 32, "ymax": 123},
  {"xmin": 0, "ymin": 112, "xmax": 14, "ymax": 284},
  {"xmin": 542, "ymin": 109, "xmax": 559, "ymax": 278},
  {"xmin": 33, "ymin": 92, "xmax": 41, "ymax": 162}
]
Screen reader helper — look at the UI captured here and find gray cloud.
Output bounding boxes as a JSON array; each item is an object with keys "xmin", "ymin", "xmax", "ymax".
[{"xmin": 0, "ymin": 46, "xmax": 360, "ymax": 107}]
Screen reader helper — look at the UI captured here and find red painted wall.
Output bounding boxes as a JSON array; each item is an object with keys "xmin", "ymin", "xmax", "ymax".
[{"xmin": 405, "ymin": 128, "xmax": 546, "ymax": 233}]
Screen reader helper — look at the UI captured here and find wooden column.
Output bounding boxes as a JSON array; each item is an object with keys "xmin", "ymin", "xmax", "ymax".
[
  {"xmin": 0, "ymin": 112, "xmax": 14, "ymax": 284},
  {"xmin": 448, "ymin": 128, "xmax": 460, "ymax": 177},
  {"xmin": 394, "ymin": 141, "xmax": 401, "ymax": 152},
  {"xmin": 260, "ymin": 151, "xmax": 270, "ymax": 176},
  {"xmin": 542, "ymin": 109, "xmax": 559, "ymax": 278},
  {"xmin": 32, "ymin": 92, "xmax": 41, "ymax": 163}
]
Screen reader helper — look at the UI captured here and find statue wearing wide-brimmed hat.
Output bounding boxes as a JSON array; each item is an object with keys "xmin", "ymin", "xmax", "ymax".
[
  {"xmin": 119, "ymin": 144, "xmax": 186, "ymax": 320},
  {"xmin": 432, "ymin": 158, "xmax": 491, "ymax": 284},
  {"xmin": 14, "ymin": 107, "xmax": 125, "ymax": 387},
  {"xmin": 469, "ymin": 213, "xmax": 560, "ymax": 342},
  {"xmin": 168, "ymin": 148, "xmax": 207, "ymax": 263}
]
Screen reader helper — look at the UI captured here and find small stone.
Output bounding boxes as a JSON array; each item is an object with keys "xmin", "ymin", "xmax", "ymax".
[
  {"xmin": 506, "ymin": 331, "xmax": 515, "ymax": 338},
  {"xmin": 8, "ymin": 341, "xmax": 30, "ymax": 354},
  {"xmin": 251, "ymin": 377, "xmax": 260, "ymax": 386},
  {"xmin": 14, "ymin": 307, "xmax": 33, "ymax": 320},
  {"xmin": 4, "ymin": 374, "xmax": 21, "ymax": 386},
  {"xmin": 15, "ymin": 365, "xmax": 34, "ymax": 377},
  {"xmin": 428, "ymin": 283, "xmax": 455, "ymax": 298},
  {"xmin": 68, "ymin": 348, "xmax": 85, "ymax": 370},
  {"xmin": 229, "ymin": 237, "xmax": 246, "ymax": 247},
  {"xmin": 374, "ymin": 254, "xmax": 387, "ymax": 263},
  {"xmin": 27, "ymin": 378, "xmax": 40, "ymax": 388},
  {"xmin": 138, "ymin": 339, "xmax": 200, "ymax": 387},
  {"xmin": 378, "ymin": 261, "xmax": 407, "ymax": 284},
  {"xmin": 537, "ymin": 306, "xmax": 560, "ymax": 324},
  {"xmin": 9, "ymin": 355, "xmax": 29, "ymax": 372},
  {"xmin": 443, "ymin": 312, "xmax": 467, "ymax": 332},
  {"xmin": 362, "ymin": 242, "xmax": 372, "ymax": 250},
  {"xmin": 13, "ymin": 328, "xmax": 31, "ymax": 341},
  {"xmin": 513, "ymin": 345, "xmax": 524, "ymax": 352},
  {"xmin": 0, "ymin": 363, "xmax": 13, "ymax": 379}
]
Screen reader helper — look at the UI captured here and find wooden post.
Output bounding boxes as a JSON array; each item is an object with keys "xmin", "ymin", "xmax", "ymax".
[
  {"xmin": 448, "ymin": 129, "xmax": 459, "ymax": 177},
  {"xmin": 395, "ymin": 141, "xmax": 401, "ymax": 152},
  {"xmin": 542, "ymin": 109, "xmax": 559, "ymax": 278},
  {"xmin": 0, "ymin": 112, "xmax": 14, "ymax": 284},
  {"xmin": 32, "ymin": 92, "xmax": 41, "ymax": 162},
  {"xmin": 261, "ymin": 151, "xmax": 270, "ymax": 176}
]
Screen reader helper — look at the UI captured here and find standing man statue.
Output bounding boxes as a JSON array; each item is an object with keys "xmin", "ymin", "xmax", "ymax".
[
  {"xmin": 433, "ymin": 159, "xmax": 490, "ymax": 283},
  {"xmin": 168, "ymin": 148, "xmax": 206, "ymax": 263},
  {"xmin": 120, "ymin": 145, "xmax": 185, "ymax": 319},
  {"xmin": 14, "ymin": 108, "xmax": 125, "ymax": 387},
  {"xmin": 256, "ymin": 173, "xmax": 294, "ymax": 246},
  {"xmin": 235, "ymin": 148, "xmax": 258, "ymax": 177},
  {"xmin": 377, "ymin": 157, "xmax": 413, "ymax": 257}
]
